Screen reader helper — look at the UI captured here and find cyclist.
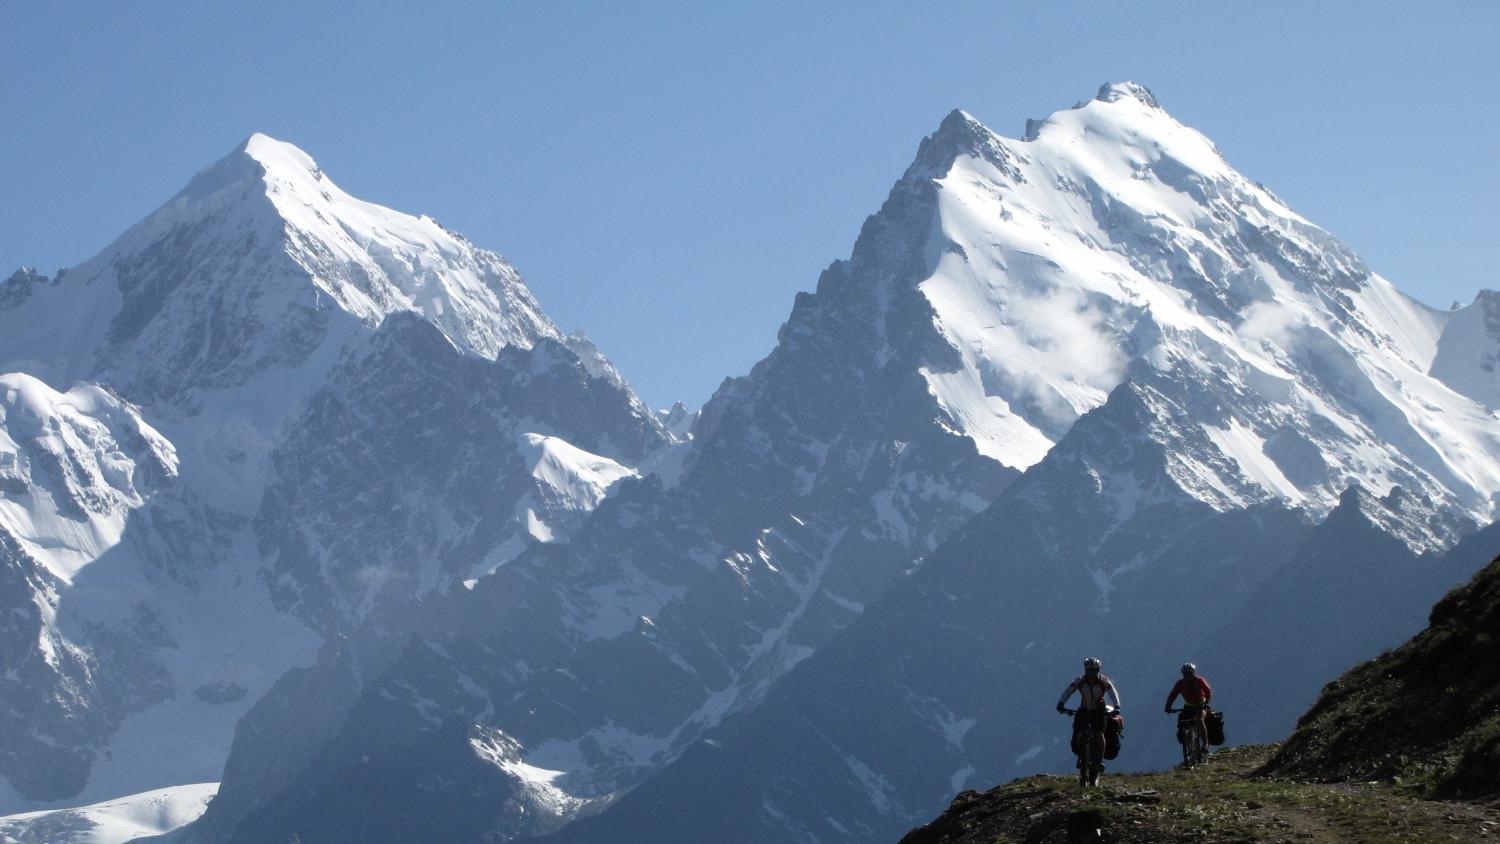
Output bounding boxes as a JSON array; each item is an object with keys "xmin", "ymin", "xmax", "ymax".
[
  {"xmin": 1164, "ymin": 662, "xmax": 1213, "ymax": 761},
  {"xmin": 1056, "ymin": 657, "xmax": 1122, "ymax": 780}
]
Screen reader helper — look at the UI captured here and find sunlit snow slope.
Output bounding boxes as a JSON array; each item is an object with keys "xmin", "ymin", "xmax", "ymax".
[
  {"xmin": 912, "ymin": 83, "xmax": 1500, "ymax": 520},
  {"xmin": 0, "ymin": 782, "xmax": 216, "ymax": 844}
]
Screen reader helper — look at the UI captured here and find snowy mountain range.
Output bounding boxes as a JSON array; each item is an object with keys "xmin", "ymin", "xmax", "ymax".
[
  {"xmin": 165, "ymin": 83, "xmax": 1500, "ymax": 844},
  {"xmin": 3, "ymin": 81, "xmax": 1499, "ymax": 844},
  {"xmin": 0, "ymin": 135, "xmax": 671, "ymax": 819}
]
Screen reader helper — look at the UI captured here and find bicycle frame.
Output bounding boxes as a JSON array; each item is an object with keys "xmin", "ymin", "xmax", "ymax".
[
  {"xmin": 1168, "ymin": 707, "xmax": 1208, "ymax": 767},
  {"xmin": 1061, "ymin": 708, "xmax": 1105, "ymax": 786}
]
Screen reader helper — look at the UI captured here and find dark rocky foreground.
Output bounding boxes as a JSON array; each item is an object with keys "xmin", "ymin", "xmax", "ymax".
[{"xmin": 898, "ymin": 745, "xmax": 1499, "ymax": 843}]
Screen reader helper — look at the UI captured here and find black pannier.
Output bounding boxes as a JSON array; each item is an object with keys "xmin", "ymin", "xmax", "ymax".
[{"xmin": 1206, "ymin": 709, "xmax": 1225, "ymax": 746}]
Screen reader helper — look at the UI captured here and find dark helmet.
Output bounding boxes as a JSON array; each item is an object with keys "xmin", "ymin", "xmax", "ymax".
[
  {"xmin": 1084, "ymin": 657, "xmax": 1102, "ymax": 672},
  {"xmin": 1181, "ymin": 662, "xmax": 1197, "ymax": 677}
]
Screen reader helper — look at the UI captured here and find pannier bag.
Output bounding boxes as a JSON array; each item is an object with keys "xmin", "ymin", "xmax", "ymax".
[
  {"xmin": 1103, "ymin": 710, "xmax": 1124, "ymax": 760},
  {"xmin": 1206, "ymin": 709, "xmax": 1225, "ymax": 746}
]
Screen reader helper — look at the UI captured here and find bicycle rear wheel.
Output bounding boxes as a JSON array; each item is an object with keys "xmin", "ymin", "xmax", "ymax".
[{"xmin": 1077, "ymin": 726, "xmax": 1095, "ymax": 786}]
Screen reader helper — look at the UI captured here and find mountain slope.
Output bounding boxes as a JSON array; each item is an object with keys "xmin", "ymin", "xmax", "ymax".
[
  {"xmin": 1266, "ymin": 552, "xmax": 1500, "ymax": 799},
  {"xmin": 0, "ymin": 136, "xmax": 667, "ymax": 810},
  {"xmin": 0, "ymin": 783, "xmax": 217, "ymax": 844},
  {"xmin": 0, "ymin": 374, "xmax": 189, "ymax": 801},
  {"xmin": 896, "ymin": 745, "xmax": 1500, "ymax": 844},
  {"xmin": 1186, "ymin": 503, "xmax": 1500, "ymax": 753}
]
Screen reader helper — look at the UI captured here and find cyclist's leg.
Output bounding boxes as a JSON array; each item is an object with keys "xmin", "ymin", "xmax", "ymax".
[{"xmin": 1071, "ymin": 711, "xmax": 1085, "ymax": 767}]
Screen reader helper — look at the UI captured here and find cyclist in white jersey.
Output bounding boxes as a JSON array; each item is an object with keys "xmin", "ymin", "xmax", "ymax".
[{"xmin": 1056, "ymin": 657, "xmax": 1122, "ymax": 764}]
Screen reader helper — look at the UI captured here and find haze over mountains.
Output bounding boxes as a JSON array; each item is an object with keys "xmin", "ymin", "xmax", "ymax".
[{"xmin": 1, "ymin": 82, "xmax": 1498, "ymax": 843}]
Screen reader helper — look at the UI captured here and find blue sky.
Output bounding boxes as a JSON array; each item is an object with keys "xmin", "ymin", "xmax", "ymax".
[{"xmin": 3, "ymin": 2, "xmax": 1497, "ymax": 409}]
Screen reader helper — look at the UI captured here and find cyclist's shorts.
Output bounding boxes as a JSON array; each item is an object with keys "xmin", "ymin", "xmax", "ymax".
[{"xmin": 1073, "ymin": 709, "xmax": 1106, "ymax": 731}]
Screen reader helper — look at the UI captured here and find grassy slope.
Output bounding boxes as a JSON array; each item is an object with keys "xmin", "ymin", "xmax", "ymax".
[
  {"xmin": 898, "ymin": 745, "xmax": 1500, "ymax": 843},
  {"xmin": 1264, "ymin": 555, "xmax": 1500, "ymax": 799}
]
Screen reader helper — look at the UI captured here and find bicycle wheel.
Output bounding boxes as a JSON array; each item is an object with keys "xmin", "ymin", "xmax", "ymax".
[{"xmin": 1078, "ymin": 726, "xmax": 1094, "ymax": 787}]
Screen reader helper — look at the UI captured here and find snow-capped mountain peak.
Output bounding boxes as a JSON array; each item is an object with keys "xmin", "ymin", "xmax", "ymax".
[
  {"xmin": 895, "ymin": 87, "xmax": 1500, "ymax": 523},
  {"xmin": 1092, "ymin": 79, "xmax": 1162, "ymax": 109},
  {"xmin": 0, "ymin": 132, "xmax": 561, "ymax": 421},
  {"xmin": 0, "ymin": 132, "xmax": 670, "ymax": 812},
  {"xmin": 175, "ymin": 131, "xmax": 561, "ymax": 358}
]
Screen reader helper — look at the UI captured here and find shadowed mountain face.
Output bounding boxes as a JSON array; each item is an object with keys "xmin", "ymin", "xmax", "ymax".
[
  {"xmin": 0, "ymin": 136, "xmax": 669, "ymax": 810},
  {"xmin": 182, "ymin": 83, "xmax": 1500, "ymax": 844},
  {"xmin": 548, "ymin": 417, "xmax": 1496, "ymax": 844}
]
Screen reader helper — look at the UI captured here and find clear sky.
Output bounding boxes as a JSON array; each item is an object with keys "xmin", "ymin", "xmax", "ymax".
[{"xmin": 3, "ymin": 2, "xmax": 1497, "ymax": 410}]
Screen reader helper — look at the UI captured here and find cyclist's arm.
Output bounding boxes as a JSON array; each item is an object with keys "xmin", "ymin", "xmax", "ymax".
[
  {"xmin": 1165, "ymin": 680, "xmax": 1182, "ymax": 709},
  {"xmin": 1057, "ymin": 680, "xmax": 1079, "ymax": 707},
  {"xmin": 1200, "ymin": 677, "xmax": 1212, "ymax": 704},
  {"xmin": 1106, "ymin": 681, "xmax": 1122, "ymax": 709}
]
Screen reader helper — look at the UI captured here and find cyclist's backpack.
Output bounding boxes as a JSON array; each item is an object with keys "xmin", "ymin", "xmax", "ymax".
[
  {"xmin": 1206, "ymin": 709, "xmax": 1225, "ymax": 745},
  {"xmin": 1104, "ymin": 711, "xmax": 1124, "ymax": 760}
]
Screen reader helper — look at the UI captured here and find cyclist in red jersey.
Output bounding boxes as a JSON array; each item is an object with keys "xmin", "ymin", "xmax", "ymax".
[{"xmin": 1164, "ymin": 662, "xmax": 1213, "ymax": 754}]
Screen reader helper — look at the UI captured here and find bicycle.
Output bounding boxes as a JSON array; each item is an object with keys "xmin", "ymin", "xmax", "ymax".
[
  {"xmin": 1168, "ymin": 707, "xmax": 1208, "ymax": 768},
  {"xmin": 1060, "ymin": 707, "xmax": 1105, "ymax": 787}
]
